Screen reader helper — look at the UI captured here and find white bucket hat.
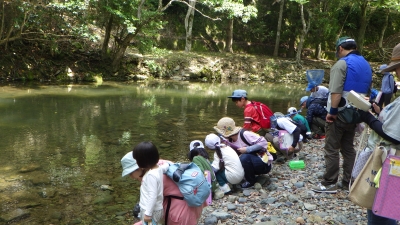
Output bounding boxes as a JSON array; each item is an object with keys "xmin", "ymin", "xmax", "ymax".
[
  {"xmin": 189, "ymin": 140, "xmax": 205, "ymax": 151},
  {"xmin": 121, "ymin": 151, "xmax": 139, "ymax": 177},
  {"xmin": 213, "ymin": 117, "xmax": 242, "ymax": 138},
  {"xmin": 205, "ymin": 133, "xmax": 221, "ymax": 150}
]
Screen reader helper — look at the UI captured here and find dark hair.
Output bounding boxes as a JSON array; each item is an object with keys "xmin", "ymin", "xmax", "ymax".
[
  {"xmin": 187, "ymin": 147, "xmax": 209, "ymax": 161},
  {"xmin": 132, "ymin": 141, "xmax": 159, "ymax": 169},
  {"xmin": 231, "ymin": 97, "xmax": 247, "ymax": 102},
  {"xmin": 214, "ymin": 145, "xmax": 225, "ymax": 171}
]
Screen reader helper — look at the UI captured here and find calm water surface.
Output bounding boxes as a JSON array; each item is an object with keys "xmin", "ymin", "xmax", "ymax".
[{"xmin": 0, "ymin": 81, "xmax": 306, "ymax": 224}]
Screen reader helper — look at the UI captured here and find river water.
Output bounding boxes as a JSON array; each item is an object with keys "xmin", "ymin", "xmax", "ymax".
[{"xmin": 0, "ymin": 81, "xmax": 306, "ymax": 224}]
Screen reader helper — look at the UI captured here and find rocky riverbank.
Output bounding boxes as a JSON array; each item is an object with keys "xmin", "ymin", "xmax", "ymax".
[{"xmin": 197, "ymin": 134, "xmax": 368, "ymax": 225}]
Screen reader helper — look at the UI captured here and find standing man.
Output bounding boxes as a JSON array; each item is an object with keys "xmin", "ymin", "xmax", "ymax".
[{"xmin": 311, "ymin": 37, "xmax": 372, "ymax": 193}]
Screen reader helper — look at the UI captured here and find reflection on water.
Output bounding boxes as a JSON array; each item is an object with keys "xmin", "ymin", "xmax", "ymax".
[{"xmin": 0, "ymin": 81, "xmax": 306, "ymax": 224}]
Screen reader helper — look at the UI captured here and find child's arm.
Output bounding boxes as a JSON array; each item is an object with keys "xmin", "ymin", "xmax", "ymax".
[{"xmin": 141, "ymin": 172, "xmax": 159, "ymax": 221}]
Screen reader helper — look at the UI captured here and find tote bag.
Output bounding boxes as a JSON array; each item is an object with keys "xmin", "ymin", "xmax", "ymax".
[
  {"xmin": 348, "ymin": 146, "xmax": 387, "ymax": 209},
  {"xmin": 372, "ymin": 154, "xmax": 400, "ymax": 220}
]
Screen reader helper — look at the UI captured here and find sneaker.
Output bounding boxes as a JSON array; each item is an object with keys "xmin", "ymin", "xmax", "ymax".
[
  {"xmin": 219, "ymin": 183, "xmax": 232, "ymax": 194},
  {"xmin": 241, "ymin": 181, "xmax": 253, "ymax": 189},
  {"xmin": 311, "ymin": 183, "xmax": 337, "ymax": 193},
  {"xmin": 312, "ymin": 134, "xmax": 326, "ymax": 140}
]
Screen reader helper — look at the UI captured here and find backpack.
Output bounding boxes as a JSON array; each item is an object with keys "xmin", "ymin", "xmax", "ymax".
[
  {"xmin": 389, "ymin": 74, "xmax": 397, "ymax": 94},
  {"xmin": 248, "ymin": 101, "xmax": 274, "ymax": 129},
  {"xmin": 165, "ymin": 162, "xmax": 211, "ymax": 207},
  {"xmin": 310, "ymin": 97, "xmax": 328, "ymax": 107}
]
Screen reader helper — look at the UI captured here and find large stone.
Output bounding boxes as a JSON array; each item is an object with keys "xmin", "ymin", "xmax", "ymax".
[
  {"xmin": 0, "ymin": 208, "xmax": 30, "ymax": 223},
  {"xmin": 93, "ymin": 192, "xmax": 114, "ymax": 205},
  {"xmin": 304, "ymin": 202, "xmax": 317, "ymax": 211},
  {"xmin": 19, "ymin": 164, "xmax": 41, "ymax": 173},
  {"xmin": 210, "ymin": 211, "xmax": 232, "ymax": 220}
]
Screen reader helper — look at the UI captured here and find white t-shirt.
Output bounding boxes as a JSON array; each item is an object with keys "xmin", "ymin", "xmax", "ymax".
[
  {"xmin": 380, "ymin": 97, "xmax": 400, "ymax": 142},
  {"xmin": 277, "ymin": 117, "xmax": 303, "ymax": 141},
  {"xmin": 211, "ymin": 145, "xmax": 244, "ymax": 185},
  {"xmin": 310, "ymin": 86, "xmax": 329, "ymax": 99},
  {"xmin": 139, "ymin": 166, "xmax": 165, "ymax": 217}
]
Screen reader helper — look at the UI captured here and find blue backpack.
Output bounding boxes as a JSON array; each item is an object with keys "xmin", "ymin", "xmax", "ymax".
[{"xmin": 165, "ymin": 162, "xmax": 211, "ymax": 207}]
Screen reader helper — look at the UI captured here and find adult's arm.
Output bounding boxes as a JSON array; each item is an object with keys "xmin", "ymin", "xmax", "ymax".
[{"xmin": 358, "ymin": 110, "xmax": 400, "ymax": 145}]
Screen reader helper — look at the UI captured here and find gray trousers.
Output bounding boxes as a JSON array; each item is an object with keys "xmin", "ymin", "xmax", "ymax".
[{"xmin": 322, "ymin": 119, "xmax": 356, "ymax": 186}]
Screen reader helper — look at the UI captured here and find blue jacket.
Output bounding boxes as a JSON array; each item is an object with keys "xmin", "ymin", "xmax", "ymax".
[
  {"xmin": 342, "ymin": 52, "xmax": 372, "ymax": 94},
  {"xmin": 305, "ymin": 97, "xmax": 327, "ymax": 124}
]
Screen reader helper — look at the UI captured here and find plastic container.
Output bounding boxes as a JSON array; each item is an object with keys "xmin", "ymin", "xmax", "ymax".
[
  {"xmin": 289, "ymin": 160, "xmax": 305, "ymax": 170},
  {"xmin": 347, "ymin": 90, "xmax": 371, "ymax": 111}
]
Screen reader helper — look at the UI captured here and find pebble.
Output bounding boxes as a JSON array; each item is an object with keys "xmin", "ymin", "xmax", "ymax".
[{"xmin": 199, "ymin": 138, "xmax": 368, "ymax": 225}]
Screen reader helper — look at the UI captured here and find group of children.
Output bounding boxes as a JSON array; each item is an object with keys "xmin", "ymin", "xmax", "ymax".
[{"xmin": 119, "ymin": 87, "xmax": 328, "ymax": 225}]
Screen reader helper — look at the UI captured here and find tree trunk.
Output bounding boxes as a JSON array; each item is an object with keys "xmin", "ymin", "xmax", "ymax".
[
  {"xmin": 102, "ymin": 14, "xmax": 113, "ymax": 58},
  {"xmin": 288, "ymin": 35, "xmax": 295, "ymax": 58},
  {"xmin": 378, "ymin": 8, "xmax": 389, "ymax": 50},
  {"xmin": 225, "ymin": 18, "xmax": 234, "ymax": 53},
  {"xmin": 273, "ymin": 0, "xmax": 284, "ymax": 57},
  {"xmin": 184, "ymin": 0, "xmax": 196, "ymax": 52},
  {"xmin": 112, "ymin": 33, "xmax": 135, "ymax": 71},
  {"xmin": 314, "ymin": 43, "xmax": 321, "ymax": 59},
  {"xmin": 296, "ymin": 4, "xmax": 310, "ymax": 66},
  {"xmin": 357, "ymin": 1, "xmax": 368, "ymax": 53}
]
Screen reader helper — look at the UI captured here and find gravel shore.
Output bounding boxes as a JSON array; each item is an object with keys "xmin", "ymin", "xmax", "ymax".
[{"xmin": 198, "ymin": 136, "xmax": 369, "ymax": 225}]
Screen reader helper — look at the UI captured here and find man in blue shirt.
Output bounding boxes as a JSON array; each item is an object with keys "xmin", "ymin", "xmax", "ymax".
[{"xmin": 311, "ymin": 37, "xmax": 372, "ymax": 193}]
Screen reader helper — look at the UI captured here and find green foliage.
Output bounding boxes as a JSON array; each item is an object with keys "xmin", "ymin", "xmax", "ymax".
[
  {"xmin": 144, "ymin": 60, "xmax": 163, "ymax": 77},
  {"xmin": 214, "ymin": 1, "xmax": 258, "ymax": 22}
]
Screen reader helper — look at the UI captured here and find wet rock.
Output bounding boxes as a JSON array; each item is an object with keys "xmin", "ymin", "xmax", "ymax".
[
  {"xmin": 29, "ymin": 173, "xmax": 51, "ymax": 185},
  {"xmin": 93, "ymin": 192, "xmax": 114, "ymax": 204},
  {"xmin": 100, "ymin": 184, "xmax": 114, "ymax": 191},
  {"xmin": 19, "ymin": 164, "xmax": 41, "ymax": 173},
  {"xmin": 0, "ymin": 208, "xmax": 30, "ymax": 223},
  {"xmin": 38, "ymin": 187, "xmax": 57, "ymax": 198}
]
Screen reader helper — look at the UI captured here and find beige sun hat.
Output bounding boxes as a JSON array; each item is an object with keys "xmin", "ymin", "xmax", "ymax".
[
  {"xmin": 381, "ymin": 43, "xmax": 400, "ymax": 72},
  {"xmin": 213, "ymin": 117, "xmax": 242, "ymax": 138}
]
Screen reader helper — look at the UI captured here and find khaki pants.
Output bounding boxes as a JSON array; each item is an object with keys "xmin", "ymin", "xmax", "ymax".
[
  {"xmin": 323, "ymin": 119, "xmax": 356, "ymax": 186},
  {"xmin": 311, "ymin": 117, "xmax": 326, "ymax": 135}
]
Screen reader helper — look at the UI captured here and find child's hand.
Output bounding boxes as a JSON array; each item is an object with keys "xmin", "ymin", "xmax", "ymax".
[
  {"xmin": 143, "ymin": 215, "xmax": 152, "ymax": 222},
  {"xmin": 237, "ymin": 147, "xmax": 247, "ymax": 154}
]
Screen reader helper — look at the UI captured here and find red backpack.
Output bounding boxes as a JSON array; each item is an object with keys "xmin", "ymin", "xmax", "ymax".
[{"xmin": 249, "ymin": 101, "xmax": 274, "ymax": 129}]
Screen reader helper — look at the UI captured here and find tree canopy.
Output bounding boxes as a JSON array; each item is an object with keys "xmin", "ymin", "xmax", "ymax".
[{"xmin": 0, "ymin": 0, "xmax": 399, "ymax": 78}]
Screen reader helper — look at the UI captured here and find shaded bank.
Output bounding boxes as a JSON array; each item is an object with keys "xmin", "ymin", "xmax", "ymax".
[{"xmin": 0, "ymin": 43, "xmax": 384, "ymax": 87}]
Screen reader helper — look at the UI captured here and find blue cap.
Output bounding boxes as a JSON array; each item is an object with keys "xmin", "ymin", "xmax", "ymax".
[
  {"xmin": 299, "ymin": 96, "xmax": 308, "ymax": 107},
  {"xmin": 305, "ymin": 83, "xmax": 316, "ymax": 92},
  {"xmin": 379, "ymin": 64, "xmax": 391, "ymax": 75},
  {"xmin": 227, "ymin": 89, "xmax": 247, "ymax": 98}
]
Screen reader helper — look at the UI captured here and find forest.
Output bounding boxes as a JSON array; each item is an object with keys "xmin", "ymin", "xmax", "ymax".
[{"xmin": 0, "ymin": 0, "xmax": 399, "ymax": 82}]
